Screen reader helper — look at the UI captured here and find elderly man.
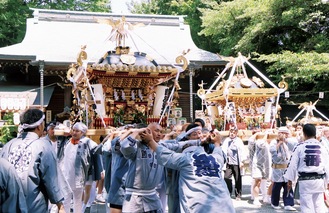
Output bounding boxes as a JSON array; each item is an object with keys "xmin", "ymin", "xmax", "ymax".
[
  {"xmin": 269, "ymin": 126, "xmax": 296, "ymax": 211},
  {"xmin": 221, "ymin": 126, "xmax": 246, "ymax": 200},
  {"xmin": 0, "ymin": 108, "xmax": 65, "ymax": 213},
  {"xmin": 119, "ymin": 122, "xmax": 164, "ymax": 213},
  {"xmin": 58, "ymin": 122, "xmax": 102, "ymax": 213},
  {"xmin": 284, "ymin": 124, "xmax": 329, "ymax": 213},
  {"xmin": 142, "ymin": 128, "xmax": 235, "ymax": 213}
]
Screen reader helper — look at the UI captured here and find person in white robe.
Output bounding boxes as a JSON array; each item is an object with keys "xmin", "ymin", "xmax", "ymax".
[
  {"xmin": 58, "ymin": 122, "xmax": 101, "ymax": 213},
  {"xmin": 284, "ymin": 123, "xmax": 329, "ymax": 213},
  {"xmin": 221, "ymin": 126, "xmax": 246, "ymax": 200}
]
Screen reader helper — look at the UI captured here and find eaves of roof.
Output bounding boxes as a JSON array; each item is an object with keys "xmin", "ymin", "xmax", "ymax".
[
  {"xmin": 0, "ymin": 8, "xmax": 225, "ymax": 68},
  {"xmin": 0, "ymin": 54, "xmax": 36, "ymax": 61}
]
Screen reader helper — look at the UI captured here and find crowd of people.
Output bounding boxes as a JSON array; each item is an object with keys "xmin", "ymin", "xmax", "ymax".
[
  {"xmin": 247, "ymin": 123, "xmax": 329, "ymax": 213},
  {"xmin": 1, "ymin": 108, "xmax": 329, "ymax": 213}
]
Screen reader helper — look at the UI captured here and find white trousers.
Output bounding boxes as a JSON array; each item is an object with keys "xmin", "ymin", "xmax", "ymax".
[
  {"xmin": 64, "ymin": 188, "xmax": 84, "ymax": 213},
  {"xmin": 87, "ymin": 181, "xmax": 97, "ymax": 206},
  {"xmin": 300, "ymin": 192, "xmax": 326, "ymax": 213}
]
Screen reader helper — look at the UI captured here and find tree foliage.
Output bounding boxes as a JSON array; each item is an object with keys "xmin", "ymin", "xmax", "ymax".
[
  {"xmin": 0, "ymin": 1, "xmax": 30, "ymax": 47},
  {"xmin": 254, "ymin": 51, "xmax": 329, "ymax": 91},
  {"xmin": 0, "ymin": 0, "xmax": 110, "ymax": 47},
  {"xmin": 131, "ymin": 0, "xmax": 329, "ymax": 94},
  {"xmin": 0, "ymin": 113, "xmax": 17, "ymax": 144},
  {"xmin": 25, "ymin": 0, "xmax": 110, "ymax": 12},
  {"xmin": 130, "ymin": 0, "xmax": 217, "ymax": 51},
  {"xmin": 200, "ymin": 0, "xmax": 329, "ymax": 93},
  {"xmin": 130, "ymin": 0, "xmax": 329, "ymax": 104}
]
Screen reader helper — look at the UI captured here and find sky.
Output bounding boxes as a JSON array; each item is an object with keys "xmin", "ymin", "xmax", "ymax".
[{"xmin": 111, "ymin": 0, "xmax": 133, "ymax": 14}]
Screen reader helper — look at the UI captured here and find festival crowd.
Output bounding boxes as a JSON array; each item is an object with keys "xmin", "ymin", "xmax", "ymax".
[{"xmin": 1, "ymin": 108, "xmax": 329, "ymax": 213}]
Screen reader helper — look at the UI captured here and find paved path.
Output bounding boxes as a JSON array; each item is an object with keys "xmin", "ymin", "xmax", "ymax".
[
  {"xmin": 89, "ymin": 175, "xmax": 302, "ymax": 213},
  {"xmin": 232, "ymin": 175, "xmax": 301, "ymax": 213}
]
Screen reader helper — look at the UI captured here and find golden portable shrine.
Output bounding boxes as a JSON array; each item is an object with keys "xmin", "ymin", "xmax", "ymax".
[
  {"xmin": 197, "ymin": 53, "xmax": 288, "ymax": 134},
  {"xmin": 287, "ymin": 100, "xmax": 329, "ymax": 126},
  {"xmin": 59, "ymin": 16, "xmax": 188, "ymax": 136}
]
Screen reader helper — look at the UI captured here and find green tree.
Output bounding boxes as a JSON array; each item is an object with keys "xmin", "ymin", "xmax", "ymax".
[
  {"xmin": 0, "ymin": 0, "xmax": 111, "ymax": 47},
  {"xmin": 131, "ymin": 0, "xmax": 329, "ymax": 105},
  {"xmin": 130, "ymin": 0, "xmax": 217, "ymax": 51},
  {"xmin": 200, "ymin": 0, "xmax": 329, "ymax": 99},
  {"xmin": 25, "ymin": 0, "xmax": 110, "ymax": 12},
  {"xmin": 0, "ymin": 1, "xmax": 30, "ymax": 47},
  {"xmin": 0, "ymin": 113, "xmax": 17, "ymax": 145}
]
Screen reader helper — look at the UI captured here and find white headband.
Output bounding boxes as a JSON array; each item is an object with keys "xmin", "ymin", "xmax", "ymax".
[
  {"xmin": 47, "ymin": 124, "xmax": 56, "ymax": 131},
  {"xmin": 19, "ymin": 114, "xmax": 45, "ymax": 131},
  {"xmin": 73, "ymin": 122, "xmax": 88, "ymax": 133},
  {"xmin": 185, "ymin": 126, "xmax": 202, "ymax": 136}
]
